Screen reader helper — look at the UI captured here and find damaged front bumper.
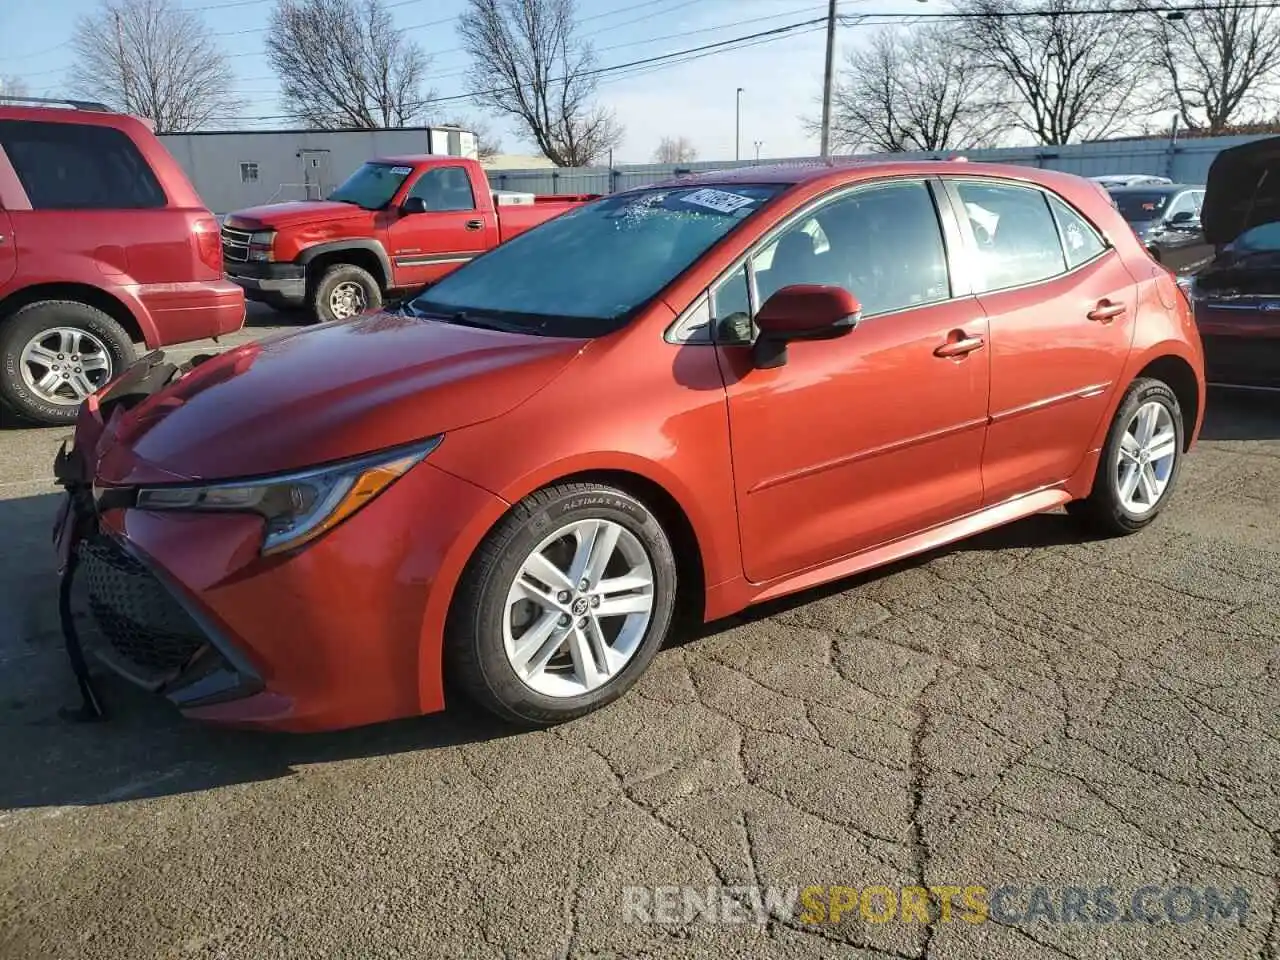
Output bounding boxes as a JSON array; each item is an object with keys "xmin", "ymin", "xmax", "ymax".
[{"xmin": 51, "ymin": 351, "xmax": 263, "ymax": 717}]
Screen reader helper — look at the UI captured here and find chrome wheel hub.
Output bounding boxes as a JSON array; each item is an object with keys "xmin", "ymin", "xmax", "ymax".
[
  {"xmin": 329, "ymin": 281, "xmax": 366, "ymax": 320},
  {"xmin": 1116, "ymin": 400, "xmax": 1177, "ymax": 515},
  {"xmin": 19, "ymin": 327, "xmax": 113, "ymax": 405},
  {"xmin": 503, "ymin": 518, "xmax": 655, "ymax": 698}
]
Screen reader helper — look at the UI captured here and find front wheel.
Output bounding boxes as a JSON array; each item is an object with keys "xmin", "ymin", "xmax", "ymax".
[
  {"xmin": 1066, "ymin": 377, "xmax": 1184, "ymax": 535},
  {"xmin": 446, "ymin": 483, "xmax": 678, "ymax": 726},
  {"xmin": 310, "ymin": 263, "xmax": 382, "ymax": 324}
]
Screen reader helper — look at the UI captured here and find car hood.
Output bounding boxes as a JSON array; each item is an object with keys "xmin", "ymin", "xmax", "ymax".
[
  {"xmin": 93, "ymin": 313, "xmax": 586, "ymax": 485},
  {"xmin": 1202, "ymin": 136, "xmax": 1280, "ymax": 244},
  {"xmin": 223, "ymin": 200, "xmax": 371, "ymax": 230}
]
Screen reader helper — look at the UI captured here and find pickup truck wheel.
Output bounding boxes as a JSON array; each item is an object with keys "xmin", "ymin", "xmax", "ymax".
[
  {"xmin": 0, "ymin": 301, "xmax": 136, "ymax": 426},
  {"xmin": 311, "ymin": 264, "xmax": 382, "ymax": 324}
]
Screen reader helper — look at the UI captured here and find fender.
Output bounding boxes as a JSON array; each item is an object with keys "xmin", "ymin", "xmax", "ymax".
[
  {"xmin": 296, "ymin": 239, "xmax": 392, "ymax": 288},
  {"xmin": 0, "ymin": 276, "xmax": 160, "ymax": 347},
  {"xmin": 411, "ymin": 449, "xmax": 725, "ymax": 716}
]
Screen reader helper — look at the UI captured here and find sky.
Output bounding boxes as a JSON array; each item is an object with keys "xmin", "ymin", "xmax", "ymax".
[{"xmin": 0, "ymin": 0, "xmax": 942, "ymax": 163}]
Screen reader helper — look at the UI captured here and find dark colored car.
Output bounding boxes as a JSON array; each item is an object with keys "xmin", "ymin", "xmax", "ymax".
[
  {"xmin": 54, "ymin": 161, "xmax": 1204, "ymax": 732},
  {"xmin": 1186, "ymin": 137, "xmax": 1280, "ymax": 388},
  {"xmin": 1107, "ymin": 183, "xmax": 1212, "ymax": 276},
  {"xmin": 0, "ymin": 97, "xmax": 245, "ymax": 425}
]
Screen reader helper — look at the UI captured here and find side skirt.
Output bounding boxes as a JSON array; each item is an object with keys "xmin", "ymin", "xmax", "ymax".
[{"xmin": 704, "ymin": 487, "xmax": 1072, "ymax": 620}]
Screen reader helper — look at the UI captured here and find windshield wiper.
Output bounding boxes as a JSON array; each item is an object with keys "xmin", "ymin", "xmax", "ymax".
[{"xmin": 412, "ymin": 305, "xmax": 533, "ymax": 334}]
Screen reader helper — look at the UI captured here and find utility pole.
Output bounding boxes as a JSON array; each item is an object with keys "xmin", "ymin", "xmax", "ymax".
[
  {"xmin": 754, "ymin": 140, "xmax": 763, "ymax": 163},
  {"xmin": 819, "ymin": 0, "xmax": 838, "ymax": 158},
  {"xmin": 735, "ymin": 87, "xmax": 744, "ymax": 161}
]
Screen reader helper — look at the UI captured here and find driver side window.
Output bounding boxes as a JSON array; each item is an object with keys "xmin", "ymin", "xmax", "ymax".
[
  {"xmin": 408, "ymin": 167, "xmax": 477, "ymax": 212},
  {"xmin": 709, "ymin": 179, "xmax": 952, "ymax": 344},
  {"xmin": 1165, "ymin": 191, "xmax": 1200, "ymax": 222}
]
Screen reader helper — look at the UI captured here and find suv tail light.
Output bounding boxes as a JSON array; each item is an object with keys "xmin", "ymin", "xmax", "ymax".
[{"xmin": 192, "ymin": 217, "xmax": 223, "ymax": 273}]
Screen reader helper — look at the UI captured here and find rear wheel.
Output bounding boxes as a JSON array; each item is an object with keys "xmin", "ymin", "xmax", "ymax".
[
  {"xmin": 310, "ymin": 263, "xmax": 382, "ymax": 324},
  {"xmin": 1066, "ymin": 377, "xmax": 1184, "ymax": 535},
  {"xmin": 0, "ymin": 300, "xmax": 135, "ymax": 425},
  {"xmin": 446, "ymin": 482, "xmax": 678, "ymax": 726}
]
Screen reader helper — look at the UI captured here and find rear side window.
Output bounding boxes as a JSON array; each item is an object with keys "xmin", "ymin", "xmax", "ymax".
[
  {"xmin": 953, "ymin": 181, "xmax": 1066, "ymax": 292},
  {"xmin": 1047, "ymin": 194, "xmax": 1106, "ymax": 268},
  {"xmin": 0, "ymin": 120, "xmax": 166, "ymax": 210}
]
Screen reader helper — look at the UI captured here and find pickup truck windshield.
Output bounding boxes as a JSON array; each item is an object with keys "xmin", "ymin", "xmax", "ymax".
[
  {"xmin": 411, "ymin": 184, "xmax": 783, "ymax": 333},
  {"xmin": 328, "ymin": 162, "xmax": 413, "ymax": 210}
]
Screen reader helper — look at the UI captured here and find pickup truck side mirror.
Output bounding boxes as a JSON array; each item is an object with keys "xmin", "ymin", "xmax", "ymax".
[
  {"xmin": 751, "ymin": 284, "xmax": 861, "ymax": 369},
  {"xmin": 401, "ymin": 196, "xmax": 429, "ymax": 215}
]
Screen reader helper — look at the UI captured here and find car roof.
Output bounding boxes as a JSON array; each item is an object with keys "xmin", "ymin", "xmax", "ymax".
[
  {"xmin": 653, "ymin": 157, "xmax": 1097, "ymax": 191},
  {"xmin": 1106, "ymin": 183, "xmax": 1201, "ymax": 193}
]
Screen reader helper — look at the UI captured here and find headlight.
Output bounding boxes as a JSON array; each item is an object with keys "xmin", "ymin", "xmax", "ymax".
[
  {"xmin": 135, "ymin": 437, "xmax": 441, "ymax": 555},
  {"xmin": 247, "ymin": 230, "xmax": 276, "ymax": 261}
]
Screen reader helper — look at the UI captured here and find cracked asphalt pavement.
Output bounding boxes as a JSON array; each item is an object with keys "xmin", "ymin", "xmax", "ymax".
[{"xmin": 0, "ymin": 313, "xmax": 1277, "ymax": 959}]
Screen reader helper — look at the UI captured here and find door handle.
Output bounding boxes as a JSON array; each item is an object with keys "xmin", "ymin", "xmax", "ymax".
[
  {"xmin": 464, "ymin": 218, "xmax": 483, "ymax": 231},
  {"xmin": 934, "ymin": 333, "xmax": 985, "ymax": 358},
  {"xmin": 1087, "ymin": 300, "xmax": 1126, "ymax": 324}
]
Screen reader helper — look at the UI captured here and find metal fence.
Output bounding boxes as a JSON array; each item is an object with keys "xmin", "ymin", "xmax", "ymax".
[{"xmin": 486, "ymin": 133, "xmax": 1277, "ymax": 196}]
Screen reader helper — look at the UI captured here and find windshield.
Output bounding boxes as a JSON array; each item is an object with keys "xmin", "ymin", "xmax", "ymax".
[
  {"xmin": 328, "ymin": 162, "xmax": 413, "ymax": 210},
  {"xmin": 411, "ymin": 184, "xmax": 784, "ymax": 333},
  {"xmin": 1110, "ymin": 191, "xmax": 1172, "ymax": 222},
  {"xmin": 1231, "ymin": 221, "xmax": 1280, "ymax": 252}
]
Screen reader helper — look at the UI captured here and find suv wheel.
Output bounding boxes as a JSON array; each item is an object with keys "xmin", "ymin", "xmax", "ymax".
[
  {"xmin": 0, "ymin": 301, "xmax": 136, "ymax": 425},
  {"xmin": 311, "ymin": 263, "xmax": 382, "ymax": 324},
  {"xmin": 447, "ymin": 482, "xmax": 678, "ymax": 726},
  {"xmin": 1066, "ymin": 377, "xmax": 1184, "ymax": 535}
]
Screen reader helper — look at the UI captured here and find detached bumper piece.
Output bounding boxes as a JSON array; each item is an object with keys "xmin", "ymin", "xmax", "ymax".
[{"xmin": 77, "ymin": 534, "xmax": 263, "ymax": 709}]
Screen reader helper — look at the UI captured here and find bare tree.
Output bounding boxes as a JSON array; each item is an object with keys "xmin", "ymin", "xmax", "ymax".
[
  {"xmin": 1145, "ymin": 1, "xmax": 1280, "ymax": 133},
  {"xmin": 458, "ymin": 0, "xmax": 624, "ymax": 166},
  {"xmin": 268, "ymin": 0, "xmax": 434, "ymax": 129},
  {"xmin": 952, "ymin": 0, "xmax": 1154, "ymax": 145},
  {"xmin": 0, "ymin": 76, "xmax": 30, "ymax": 100},
  {"xmin": 69, "ymin": 0, "xmax": 242, "ymax": 132},
  {"xmin": 820, "ymin": 25, "xmax": 1004, "ymax": 153},
  {"xmin": 653, "ymin": 136, "xmax": 698, "ymax": 163}
]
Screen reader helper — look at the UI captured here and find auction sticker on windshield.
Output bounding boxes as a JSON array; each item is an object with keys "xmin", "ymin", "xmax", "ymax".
[
  {"xmin": 682, "ymin": 188, "xmax": 759, "ymax": 214},
  {"xmin": 390, "ymin": 166, "xmax": 413, "ymax": 176}
]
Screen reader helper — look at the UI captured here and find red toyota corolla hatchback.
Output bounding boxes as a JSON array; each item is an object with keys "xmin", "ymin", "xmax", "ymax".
[{"xmin": 55, "ymin": 160, "xmax": 1206, "ymax": 732}]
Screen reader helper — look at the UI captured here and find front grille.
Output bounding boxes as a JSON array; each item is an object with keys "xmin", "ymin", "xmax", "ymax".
[
  {"xmin": 221, "ymin": 225, "xmax": 251, "ymax": 263},
  {"xmin": 78, "ymin": 535, "xmax": 207, "ymax": 685}
]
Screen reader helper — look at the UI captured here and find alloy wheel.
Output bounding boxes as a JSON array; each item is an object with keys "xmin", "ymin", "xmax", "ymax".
[
  {"xmin": 1116, "ymin": 400, "xmax": 1178, "ymax": 515},
  {"xmin": 503, "ymin": 518, "xmax": 655, "ymax": 698},
  {"xmin": 19, "ymin": 327, "xmax": 113, "ymax": 405}
]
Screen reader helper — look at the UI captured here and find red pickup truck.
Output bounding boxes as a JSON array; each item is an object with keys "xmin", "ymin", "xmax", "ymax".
[{"xmin": 221, "ymin": 155, "xmax": 596, "ymax": 323}]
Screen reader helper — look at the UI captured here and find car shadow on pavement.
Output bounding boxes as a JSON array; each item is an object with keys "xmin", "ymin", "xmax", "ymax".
[
  {"xmin": 1201, "ymin": 387, "xmax": 1280, "ymax": 441},
  {"xmin": 674, "ymin": 511, "xmax": 1104, "ymax": 645},
  {"xmin": 0, "ymin": 493, "xmax": 1105, "ymax": 813}
]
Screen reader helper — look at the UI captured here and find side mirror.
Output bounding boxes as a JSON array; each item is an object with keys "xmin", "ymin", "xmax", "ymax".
[
  {"xmin": 1168, "ymin": 210, "xmax": 1198, "ymax": 227},
  {"xmin": 751, "ymin": 284, "xmax": 861, "ymax": 369},
  {"xmin": 401, "ymin": 196, "xmax": 429, "ymax": 215}
]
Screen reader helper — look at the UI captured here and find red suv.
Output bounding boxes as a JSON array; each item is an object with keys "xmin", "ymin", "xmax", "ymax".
[
  {"xmin": 55, "ymin": 161, "xmax": 1204, "ymax": 732},
  {"xmin": 0, "ymin": 98, "xmax": 244, "ymax": 425}
]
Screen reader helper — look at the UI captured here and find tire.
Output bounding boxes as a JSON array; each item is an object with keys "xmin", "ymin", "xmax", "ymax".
[
  {"xmin": 0, "ymin": 300, "xmax": 136, "ymax": 426},
  {"xmin": 309, "ymin": 263, "xmax": 382, "ymax": 324},
  {"xmin": 1066, "ymin": 377, "xmax": 1185, "ymax": 536},
  {"xmin": 446, "ymin": 482, "xmax": 678, "ymax": 726}
]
